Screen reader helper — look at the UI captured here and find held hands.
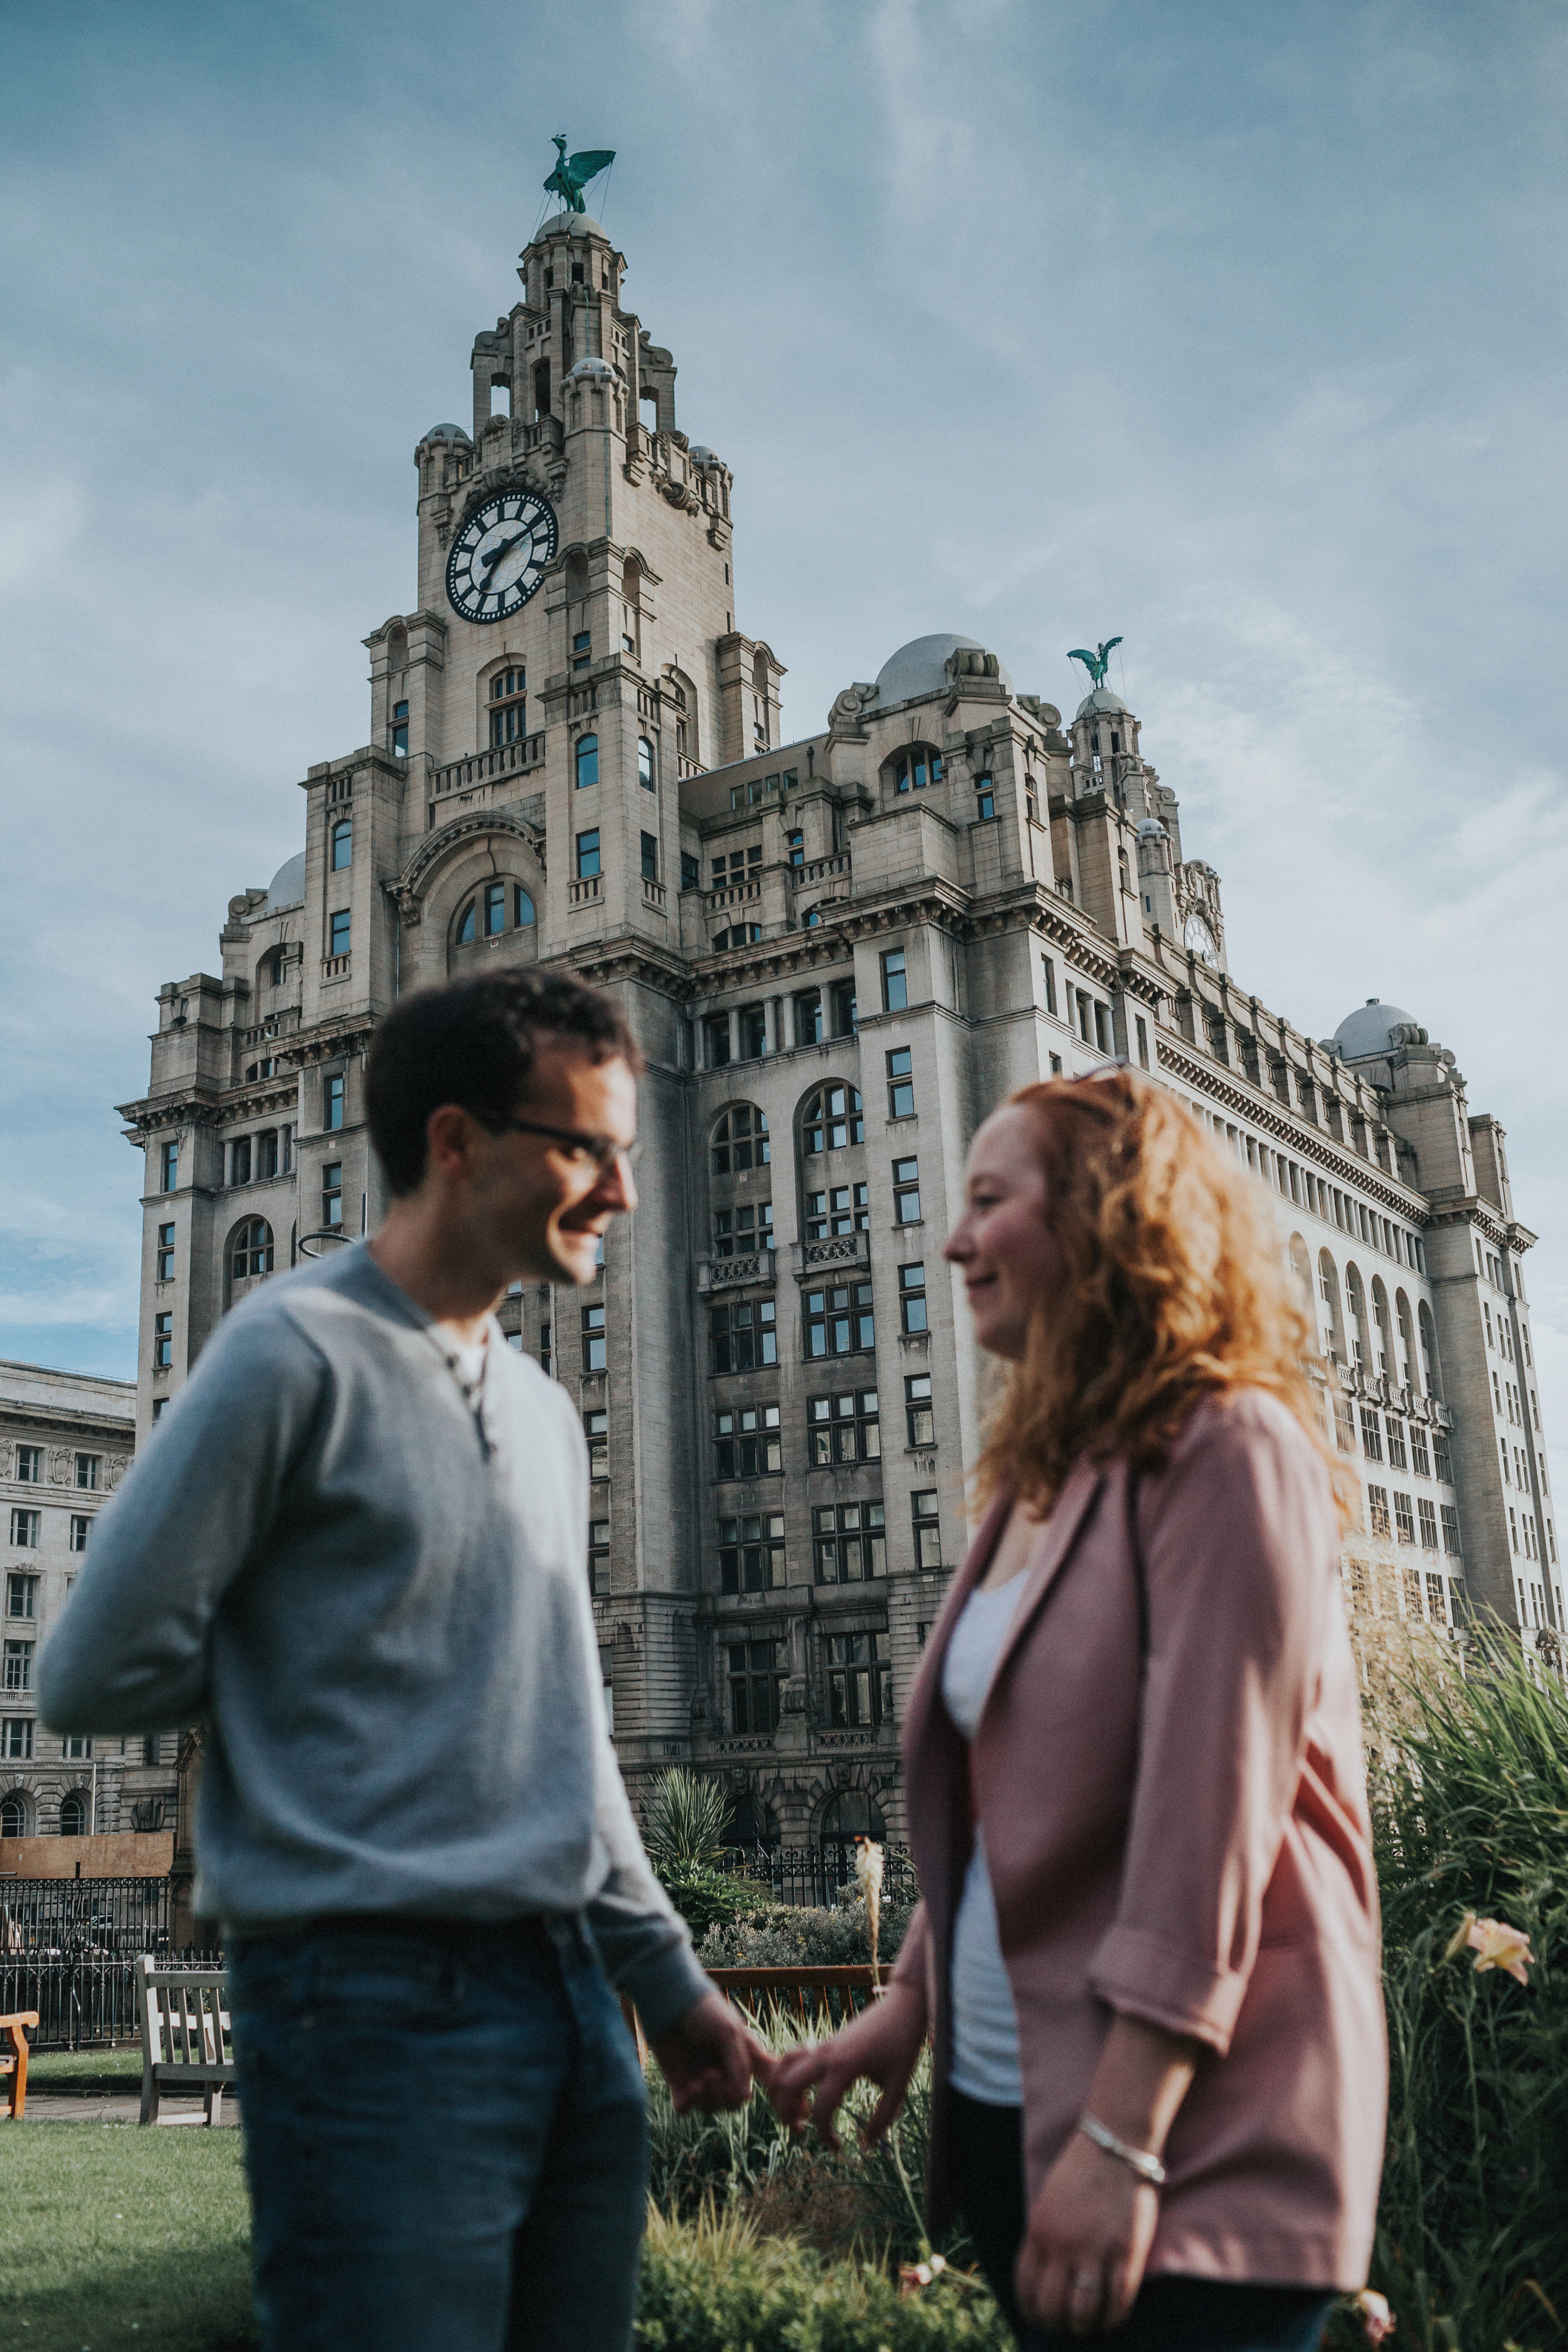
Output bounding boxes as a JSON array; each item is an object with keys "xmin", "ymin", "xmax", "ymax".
[
  {"xmin": 651, "ymin": 1988, "xmax": 773, "ymax": 2114},
  {"xmin": 766, "ymin": 1979, "xmax": 928, "ymax": 2149},
  {"xmin": 1015, "ymin": 2128, "xmax": 1160, "ymax": 2338}
]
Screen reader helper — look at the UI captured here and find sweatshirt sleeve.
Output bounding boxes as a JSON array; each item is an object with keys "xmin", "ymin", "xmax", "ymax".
[
  {"xmin": 583, "ymin": 1729, "xmax": 714, "ymax": 2040},
  {"xmin": 37, "ymin": 1303, "xmax": 328, "ymax": 1738},
  {"xmin": 1085, "ymin": 1397, "xmax": 1335, "ymax": 2055}
]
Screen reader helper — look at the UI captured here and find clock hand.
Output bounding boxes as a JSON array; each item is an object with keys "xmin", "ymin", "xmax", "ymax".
[{"xmin": 480, "ymin": 531, "xmax": 527, "ymax": 581}]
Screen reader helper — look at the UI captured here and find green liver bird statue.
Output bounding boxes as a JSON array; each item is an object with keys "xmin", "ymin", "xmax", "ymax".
[
  {"xmin": 1066, "ymin": 637, "xmax": 1123, "ymax": 689},
  {"xmin": 544, "ymin": 136, "xmax": 616, "ymax": 214}
]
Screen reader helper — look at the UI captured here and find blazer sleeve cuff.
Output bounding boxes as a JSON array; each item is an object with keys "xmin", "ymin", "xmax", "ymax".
[{"xmin": 1087, "ymin": 1922, "xmax": 1247, "ymax": 2055}]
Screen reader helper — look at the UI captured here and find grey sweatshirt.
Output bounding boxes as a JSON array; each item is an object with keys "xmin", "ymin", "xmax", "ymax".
[{"xmin": 38, "ymin": 1245, "xmax": 710, "ymax": 2038}]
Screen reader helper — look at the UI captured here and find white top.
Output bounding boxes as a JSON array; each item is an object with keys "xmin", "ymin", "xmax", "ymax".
[{"xmin": 940, "ymin": 1574, "xmax": 1028, "ymax": 2106}]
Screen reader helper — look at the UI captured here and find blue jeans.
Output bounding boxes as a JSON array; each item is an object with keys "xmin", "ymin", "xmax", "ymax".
[{"xmin": 228, "ymin": 1916, "xmax": 648, "ymax": 2352}]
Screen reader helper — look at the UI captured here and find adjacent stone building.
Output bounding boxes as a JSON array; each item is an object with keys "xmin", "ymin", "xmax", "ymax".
[
  {"xmin": 0, "ymin": 1360, "xmax": 179, "ymax": 1838},
  {"xmin": 114, "ymin": 204, "xmax": 1561, "ymax": 1852}
]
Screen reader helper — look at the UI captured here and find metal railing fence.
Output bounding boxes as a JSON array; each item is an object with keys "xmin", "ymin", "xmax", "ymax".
[{"xmin": 718, "ymin": 1843, "xmax": 917, "ymax": 1910}]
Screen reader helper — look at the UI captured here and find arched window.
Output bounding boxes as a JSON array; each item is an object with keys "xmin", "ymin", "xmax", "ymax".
[
  {"xmin": 59, "ymin": 1791, "xmax": 88, "ymax": 1837},
  {"xmin": 455, "ymin": 899, "xmax": 477, "ymax": 946},
  {"xmin": 723, "ymin": 1790, "xmax": 780, "ymax": 1853},
  {"xmin": 575, "ymin": 733, "xmax": 599, "ymax": 790},
  {"xmin": 489, "ymin": 665, "xmax": 527, "ymax": 746},
  {"xmin": 231, "ymin": 1218, "xmax": 274, "ymax": 1281},
  {"xmin": 514, "ymin": 886, "xmax": 536, "ymax": 928},
  {"xmin": 1318, "ymin": 1253, "xmax": 1345, "ymax": 1360},
  {"xmin": 802, "ymin": 1085, "xmax": 864, "ymax": 1155},
  {"xmin": 263, "ymin": 946, "xmax": 290, "ymax": 988},
  {"xmin": 1, "ymin": 1790, "xmax": 28, "ymax": 1838},
  {"xmin": 1395, "ymin": 1290, "xmax": 1417, "ymax": 1389},
  {"xmin": 331, "ymin": 818, "xmax": 352, "ymax": 872},
  {"xmin": 889, "ymin": 746, "xmax": 944, "ymax": 795},
  {"xmin": 1418, "ymin": 1302, "xmax": 1441, "ymax": 1399},
  {"xmin": 638, "ymin": 736, "xmax": 655, "ymax": 790},
  {"xmin": 712, "ymin": 1106, "xmax": 769, "ymax": 1175},
  {"xmin": 818, "ymin": 1789, "xmax": 886, "ymax": 1874}
]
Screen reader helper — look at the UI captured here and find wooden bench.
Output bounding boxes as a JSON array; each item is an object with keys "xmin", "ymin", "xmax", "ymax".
[
  {"xmin": 1, "ymin": 2012, "xmax": 38, "ymax": 2119},
  {"xmin": 706, "ymin": 1964, "xmax": 879, "ymax": 2034},
  {"xmin": 138, "ymin": 1958, "xmax": 236, "ymax": 2125}
]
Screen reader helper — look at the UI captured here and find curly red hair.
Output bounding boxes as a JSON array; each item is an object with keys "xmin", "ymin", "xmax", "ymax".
[{"xmin": 974, "ymin": 1071, "xmax": 1350, "ymax": 1518}]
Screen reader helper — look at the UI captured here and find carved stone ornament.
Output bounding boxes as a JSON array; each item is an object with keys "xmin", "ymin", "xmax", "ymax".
[
  {"xmin": 107, "ymin": 1455, "xmax": 128, "ymax": 1490},
  {"xmin": 829, "ymin": 681, "xmax": 879, "ymax": 735},
  {"xmin": 387, "ymin": 808, "xmax": 547, "ymax": 929}
]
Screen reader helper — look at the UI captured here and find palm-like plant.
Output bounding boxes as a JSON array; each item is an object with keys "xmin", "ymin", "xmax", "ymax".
[{"xmin": 644, "ymin": 1767, "xmax": 731, "ymax": 1872}]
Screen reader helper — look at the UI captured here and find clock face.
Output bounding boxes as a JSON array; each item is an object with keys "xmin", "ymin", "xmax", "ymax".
[
  {"xmin": 446, "ymin": 490, "xmax": 558, "ymax": 623},
  {"xmin": 1184, "ymin": 912, "xmax": 1220, "ymax": 968}
]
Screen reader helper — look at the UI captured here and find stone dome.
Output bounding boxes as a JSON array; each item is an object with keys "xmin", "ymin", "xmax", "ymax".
[
  {"xmin": 566, "ymin": 356, "xmax": 615, "ymax": 379},
  {"xmin": 538, "ymin": 211, "xmax": 604, "ymax": 238},
  {"xmin": 263, "ymin": 851, "xmax": 307, "ymax": 913},
  {"xmin": 874, "ymin": 633, "xmax": 1012, "ymax": 707},
  {"xmin": 1333, "ymin": 998, "xmax": 1417, "ymax": 1059},
  {"xmin": 421, "ymin": 422, "xmax": 470, "ymax": 443},
  {"xmin": 1075, "ymin": 686, "xmax": 1130, "ymax": 719}
]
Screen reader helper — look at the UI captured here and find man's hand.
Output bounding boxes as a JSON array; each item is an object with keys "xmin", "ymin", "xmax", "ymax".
[
  {"xmin": 767, "ymin": 1979, "xmax": 927, "ymax": 2149},
  {"xmin": 650, "ymin": 1989, "xmax": 769, "ymax": 2114}
]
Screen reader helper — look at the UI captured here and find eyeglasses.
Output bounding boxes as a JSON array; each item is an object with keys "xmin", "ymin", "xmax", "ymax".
[{"xmin": 491, "ymin": 1116, "xmax": 642, "ymax": 1172}]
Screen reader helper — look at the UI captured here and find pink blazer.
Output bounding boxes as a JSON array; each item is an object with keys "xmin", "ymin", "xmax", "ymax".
[{"xmin": 891, "ymin": 1389, "xmax": 1386, "ymax": 2289}]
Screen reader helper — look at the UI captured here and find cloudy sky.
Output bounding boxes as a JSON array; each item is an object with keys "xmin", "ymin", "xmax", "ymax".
[{"xmin": 3, "ymin": 0, "xmax": 1565, "ymax": 1488}]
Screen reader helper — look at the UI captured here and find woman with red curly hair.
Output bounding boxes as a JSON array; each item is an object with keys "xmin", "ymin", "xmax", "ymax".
[{"xmin": 771, "ymin": 1073, "xmax": 1385, "ymax": 2350}]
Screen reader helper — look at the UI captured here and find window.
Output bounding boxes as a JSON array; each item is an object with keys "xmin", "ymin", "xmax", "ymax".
[
  {"xmin": 1049, "ymin": 1054, "xmax": 1063, "ymax": 1076},
  {"xmin": 893, "ymin": 1158, "xmax": 921, "ymax": 1224},
  {"xmin": 739, "ymin": 1004, "xmax": 767, "ymax": 1059},
  {"xmin": 1417, "ymin": 1497, "xmax": 1438, "ymax": 1550},
  {"xmin": 230, "ymin": 1135, "xmax": 253, "ymax": 1187},
  {"xmin": 714, "ymin": 1404, "xmax": 782, "ymax": 1479},
  {"xmin": 14, "ymin": 1446, "xmax": 41, "ymax": 1485},
  {"xmin": 331, "ymin": 818, "xmax": 352, "ymax": 871},
  {"xmin": 1135, "ymin": 1015, "xmax": 1149, "ymax": 1070},
  {"xmin": 637, "ymin": 831, "xmax": 659, "ymax": 884},
  {"xmin": 325, "ymin": 909, "xmax": 350, "ymax": 960},
  {"xmin": 576, "ymin": 829, "xmax": 600, "ymax": 879},
  {"xmin": 976, "ymin": 779, "xmax": 996, "ymax": 820},
  {"xmin": 475, "ymin": 881, "xmax": 504, "ymax": 939},
  {"xmin": 881, "ymin": 949, "xmax": 908, "ymax": 1012},
  {"xmin": 727, "ymin": 1636, "xmax": 784, "ymax": 1731},
  {"xmin": 893, "ymin": 750, "xmax": 942, "ymax": 792},
  {"xmin": 72, "ymin": 1453, "xmax": 99, "ymax": 1493},
  {"xmin": 321, "ymin": 1163, "xmax": 342, "ymax": 1228},
  {"xmin": 712, "ymin": 1202, "xmax": 773, "ymax": 1257},
  {"xmin": 70, "ymin": 1515, "xmax": 88, "ymax": 1552},
  {"xmin": 6, "ymin": 1573, "xmax": 37, "ymax": 1618},
  {"xmin": 0, "ymin": 1791, "xmax": 26, "ymax": 1835},
  {"xmin": 813, "ymin": 1500, "xmax": 886, "ymax": 1584},
  {"xmin": 391, "ymin": 701, "xmax": 408, "ymax": 756},
  {"xmin": 455, "ymin": 899, "xmax": 477, "ymax": 945},
  {"xmin": 151, "ymin": 1399, "xmax": 167, "ymax": 1424},
  {"xmin": 580, "ymin": 1409, "xmax": 607, "ymax": 1478},
  {"xmin": 795, "ymin": 990, "xmax": 824, "ymax": 1046},
  {"xmin": 572, "ymin": 631, "xmax": 591, "ymax": 672},
  {"xmin": 710, "ymin": 1298, "xmax": 776, "ymax": 1372},
  {"xmin": 539, "ymin": 1322, "xmax": 552, "ymax": 1377},
  {"xmin": 711, "ymin": 1106, "xmax": 769, "ymax": 1173},
  {"xmin": 827, "ymin": 1633, "xmax": 892, "ymax": 1728},
  {"xmin": 787, "ymin": 829, "xmax": 804, "ymax": 868},
  {"xmin": 1434, "ymin": 1429, "xmax": 1453, "ymax": 1482},
  {"xmin": 805, "ymin": 1283, "xmax": 874, "ymax": 1357},
  {"xmin": 489, "ymin": 666, "xmax": 527, "ymax": 745},
  {"xmin": 1368, "ymin": 1485, "xmax": 1391, "ymax": 1539},
  {"xmin": 886, "ymin": 1047, "xmax": 914, "ymax": 1119},
  {"xmin": 256, "ymin": 1130, "xmax": 280, "ymax": 1180},
  {"xmin": 1394, "ymin": 1491, "xmax": 1415, "ymax": 1544},
  {"xmin": 808, "ymin": 1389, "xmax": 880, "ymax": 1465},
  {"xmin": 805, "ymin": 1185, "xmax": 868, "ymax": 1241},
  {"xmin": 1385, "ymin": 1419, "xmax": 1407, "ymax": 1472},
  {"xmin": 575, "ymin": 733, "xmax": 599, "ymax": 788},
  {"xmin": 899, "ymin": 1263, "xmax": 928, "ymax": 1333},
  {"xmin": 681, "ymin": 852, "xmax": 699, "ymax": 891},
  {"xmin": 1359, "ymin": 1407, "xmax": 1383, "ymax": 1462},
  {"xmin": 324, "ymin": 1075, "xmax": 345, "ymax": 1132},
  {"xmin": 58, "ymin": 1786, "xmax": 86, "ymax": 1829},
  {"xmin": 231, "ymin": 1217, "xmax": 273, "ymax": 1280},
  {"xmin": 514, "ymin": 885, "xmax": 536, "ymax": 928},
  {"xmin": 638, "ymin": 736, "xmax": 655, "ymax": 790},
  {"xmin": 716, "ymin": 1511, "xmax": 788, "ymax": 1599},
  {"xmin": 152, "ymin": 1313, "xmax": 173, "ymax": 1370},
  {"xmin": 705, "ymin": 1014, "xmax": 732, "ymax": 1067},
  {"xmin": 802, "ymin": 1085, "xmax": 864, "ymax": 1153},
  {"xmin": 3, "ymin": 1641, "xmax": 34, "ymax": 1693},
  {"xmin": 905, "ymin": 1373, "xmax": 934, "ymax": 1446},
  {"xmin": 1410, "ymin": 1424, "xmax": 1431, "ymax": 1478},
  {"xmin": 830, "ymin": 979, "xmax": 857, "ymax": 1037},
  {"xmin": 912, "ymin": 1489, "xmax": 942, "ymax": 1569},
  {"xmin": 582, "ymin": 1304, "xmax": 607, "ymax": 1373},
  {"xmin": 711, "ymin": 845, "xmax": 763, "ymax": 886},
  {"xmin": 588, "ymin": 1520, "xmax": 610, "ymax": 1596},
  {"xmin": 713, "ymin": 923, "xmax": 763, "ymax": 950},
  {"xmin": 3, "ymin": 1719, "xmax": 33, "ymax": 1761}
]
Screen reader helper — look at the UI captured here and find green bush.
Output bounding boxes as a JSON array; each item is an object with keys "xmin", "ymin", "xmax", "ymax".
[
  {"xmin": 1343, "ymin": 1636, "xmax": 1568, "ymax": 2352},
  {"xmin": 699, "ymin": 1892, "xmax": 916, "ymax": 1972}
]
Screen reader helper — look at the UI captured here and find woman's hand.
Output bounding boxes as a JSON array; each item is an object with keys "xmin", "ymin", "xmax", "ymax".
[
  {"xmin": 1014, "ymin": 2129, "xmax": 1159, "ymax": 2336},
  {"xmin": 766, "ymin": 1980, "xmax": 928, "ymax": 2148}
]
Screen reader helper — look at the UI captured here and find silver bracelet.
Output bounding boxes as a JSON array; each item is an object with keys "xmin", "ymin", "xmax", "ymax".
[{"xmin": 1077, "ymin": 2111, "xmax": 1167, "ymax": 2187}]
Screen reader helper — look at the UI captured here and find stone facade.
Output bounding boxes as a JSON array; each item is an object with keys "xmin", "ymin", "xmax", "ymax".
[
  {"xmin": 115, "ymin": 207, "xmax": 1561, "ymax": 1848},
  {"xmin": 0, "ymin": 1361, "xmax": 178, "ymax": 1838}
]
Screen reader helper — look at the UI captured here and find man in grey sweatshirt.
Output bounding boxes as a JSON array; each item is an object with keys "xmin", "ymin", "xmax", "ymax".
[{"xmin": 41, "ymin": 967, "xmax": 760, "ymax": 2352}]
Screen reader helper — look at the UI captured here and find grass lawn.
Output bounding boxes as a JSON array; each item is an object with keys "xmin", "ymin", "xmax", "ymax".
[
  {"xmin": 0, "ymin": 2126, "xmax": 258, "ymax": 2352},
  {"xmin": 26, "ymin": 2048, "xmax": 145, "ymax": 2091}
]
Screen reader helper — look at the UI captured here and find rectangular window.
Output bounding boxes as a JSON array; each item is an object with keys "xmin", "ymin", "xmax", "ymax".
[
  {"xmin": 804, "ymin": 1282, "xmax": 874, "ymax": 1358},
  {"xmin": 713, "ymin": 1403, "xmax": 783, "ymax": 1480},
  {"xmin": 256, "ymin": 1130, "xmax": 279, "ymax": 1180},
  {"xmin": 2, "ymin": 1719, "xmax": 33, "ymax": 1760},
  {"xmin": 719, "ymin": 1516, "xmax": 786, "ymax": 1596},
  {"xmin": 70, "ymin": 1515, "xmax": 89, "ymax": 1552},
  {"xmin": 1041, "ymin": 954, "xmax": 1057, "ymax": 1016},
  {"xmin": 1410, "ymin": 1424, "xmax": 1431, "ymax": 1478},
  {"xmin": 315, "ymin": 1162, "xmax": 341, "ymax": 1229},
  {"xmin": 808, "ymin": 1389, "xmax": 880, "ymax": 1465},
  {"xmin": 1441, "ymin": 1504, "xmax": 1461, "ymax": 1556},
  {"xmin": 73, "ymin": 1454, "xmax": 99, "ymax": 1492},
  {"xmin": 1434, "ymin": 1428, "xmax": 1453, "ymax": 1481},
  {"xmin": 151, "ymin": 1313, "xmax": 173, "ymax": 1370},
  {"xmin": 794, "ymin": 990, "xmax": 824, "ymax": 1047},
  {"xmin": 913, "ymin": 1489, "xmax": 942, "ymax": 1569},
  {"xmin": 803, "ymin": 1184, "xmax": 869, "ymax": 1240},
  {"xmin": 830, "ymin": 979, "xmax": 857, "ymax": 1037},
  {"xmin": 332, "ymin": 818, "xmax": 353, "ymax": 869},
  {"xmin": 709, "ymin": 1298, "xmax": 777, "ymax": 1374},
  {"xmin": 573, "ymin": 630, "xmax": 591, "ymax": 671},
  {"xmin": 1359, "ymin": 1407, "xmax": 1383, "ymax": 1461},
  {"xmin": 1394, "ymin": 1491, "xmax": 1415, "ymax": 1544},
  {"xmin": 391, "ymin": 701, "xmax": 409, "ymax": 756},
  {"xmin": 787, "ymin": 829, "xmax": 804, "ymax": 867},
  {"xmin": 640, "ymin": 831, "xmax": 659, "ymax": 882},
  {"xmin": 881, "ymin": 948, "xmax": 908, "ymax": 1012},
  {"xmin": 681, "ymin": 851, "xmax": 700, "ymax": 891},
  {"xmin": 899, "ymin": 1263, "xmax": 928, "ymax": 1335},
  {"xmin": 329, "ymin": 909, "xmax": 351, "ymax": 957},
  {"xmin": 886, "ymin": 1046, "xmax": 914, "ymax": 1119},
  {"xmin": 712, "ymin": 1203, "xmax": 774, "ymax": 1257},
  {"xmin": 813, "ymin": 1500, "xmax": 886, "ymax": 1584},
  {"xmin": 582, "ymin": 1303, "xmax": 607, "ymax": 1373},
  {"xmin": 1385, "ymin": 1419, "xmax": 1407, "ymax": 1472},
  {"xmin": 976, "ymin": 783, "xmax": 995, "ymax": 821},
  {"xmin": 156, "ymin": 1222, "xmax": 176, "ymax": 1281},
  {"xmin": 161, "ymin": 1139, "xmax": 179, "ymax": 1192},
  {"xmin": 588, "ymin": 1520, "xmax": 610, "ymax": 1596},
  {"xmin": 892, "ymin": 1158, "xmax": 921, "ymax": 1224},
  {"xmin": 739, "ymin": 1004, "xmax": 767, "ymax": 1060},
  {"xmin": 1417, "ymin": 1496, "xmax": 1438, "ymax": 1550},
  {"xmin": 15, "ymin": 1446, "xmax": 42, "ymax": 1485},
  {"xmin": 1135, "ymin": 1015, "xmax": 1149, "ymax": 1070},
  {"xmin": 704, "ymin": 1013, "xmax": 731, "ymax": 1068},
  {"xmin": 576, "ymin": 830, "xmax": 601, "ymax": 880},
  {"xmin": 827, "ymin": 1631, "xmax": 892, "ymax": 1728},
  {"xmin": 584, "ymin": 1409, "xmax": 608, "ymax": 1479},
  {"xmin": 3, "ymin": 1641, "xmax": 34, "ymax": 1693},
  {"xmin": 727, "ymin": 1637, "xmax": 784, "ymax": 1732},
  {"xmin": 1368, "ymin": 1485, "xmax": 1391, "ymax": 1539},
  {"xmin": 324, "ymin": 1075, "xmax": 345, "ymax": 1132},
  {"xmin": 230, "ymin": 1135, "xmax": 252, "ymax": 1187},
  {"xmin": 5, "ymin": 1573, "xmax": 37, "ymax": 1619},
  {"xmin": 905, "ymin": 1372, "xmax": 934, "ymax": 1448}
]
